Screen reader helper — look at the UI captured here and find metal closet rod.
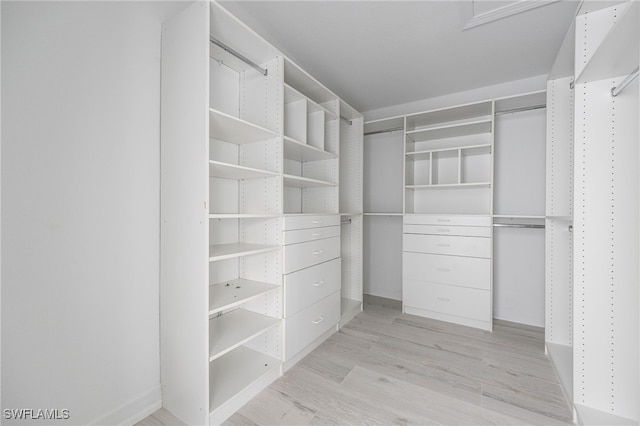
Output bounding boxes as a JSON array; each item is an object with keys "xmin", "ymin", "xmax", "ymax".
[
  {"xmin": 364, "ymin": 127, "xmax": 404, "ymax": 136},
  {"xmin": 495, "ymin": 104, "xmax": 546, "ymax": 115},
  {"xmin": 209, "ymin": 36, "xmax": 267, "ymax": 76},
  {"xmin": 341, "ymin": 116, "xmax": 352, "ymax": 125},
  {"xmin": 611, "ymin": 66, "xmax": 639, "ymax": 97},
  {"xmin": 493, "ymin": 223, "xmax": 545, "ymax": 229}
]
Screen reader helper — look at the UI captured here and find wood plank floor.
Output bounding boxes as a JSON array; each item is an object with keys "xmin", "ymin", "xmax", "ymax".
[{"xmin": 138, "ymin": 295, "xmax": 573, "ymax": 425}]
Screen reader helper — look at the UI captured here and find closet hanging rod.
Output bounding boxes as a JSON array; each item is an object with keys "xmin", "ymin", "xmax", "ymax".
[
  {"xmin": 611, "ymin": 66, "xmax": 639, "ymax": 97},
  {"xmin": 209, "ymin": 36, "xmax": 268, "ymax": 76},
  {"xmin": 341, "ymin": 218, "xmax": 352, "ymax": 225},
  {"xmin": 493, "ymin": 223, "xmax": 545, "ymax": 229},
  {"xmin": 340, "ymin": 116, "xmax": 352, "ymax": 125},
  {"xmin": 364, "ymin": 127, "xmax": 404, "ymax": 136},
  {"xmin": 495, "ymin": 104, "xmax": 546, "ymax": 115}
]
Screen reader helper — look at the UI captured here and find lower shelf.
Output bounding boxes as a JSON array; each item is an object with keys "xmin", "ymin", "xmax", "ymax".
[{"xmin": 209, "ymin": 346, "xmax": 281, "ymax": 415}]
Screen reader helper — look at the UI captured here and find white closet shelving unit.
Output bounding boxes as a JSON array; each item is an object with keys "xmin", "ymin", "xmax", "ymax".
[
  {"xmin": 160, "ymin": 2, "xmax": 362, "ymax": 424},
  {"xmin": 546, "ymin": 1, "xmax": 639, "ymax": 423}
]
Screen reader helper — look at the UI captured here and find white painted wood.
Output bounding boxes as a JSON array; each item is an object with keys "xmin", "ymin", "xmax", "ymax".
[
  {"xmin": 403, "ymin": 214, "xmax": 492, "ymax": 226},
  {"xmin": 209, "ymin": 243, "xmax": 279, "ymax": 262},
  {"xmin": 403, "ymin": 279, "xmax": 491, "ymax": 323},
  {"xmin": 209, "ymin": 108, "xmax": 278, "ymax": 144},
  {"xmin": 209, "ymin": 309, "xmax": 281, "ymax": 361},
  {"xmin": 403, "ymin": 224, "xmax": 491, "ymax": 237},
  {"xmin": 283, "ymin": 214, "xmax": 340, "ymax": 230},
  {"xmin": 403, "ymin": 234, "xmax": 491, "ymax": 258},
  {"xmin": 404, "ymin": 252, "xmax": 491, "ymax": 290},
  {"xmin": 282, "ymin": 237, "xmax": 341, "ymax": 274},
  {"xmin": 209, "ymin": 279, "xmax": 279, "ymax": 315},
  {"xmin": 283, "ymin": 225, "xmax": 340, "ymax": 245},
  {"xmin": 160, "ymin": 3, "xmax": 210, "ymax": 425},
  {"xmin": 284, "ymin": 291, "xmax": 341, "ymax": 359},
  {"xmin": 284, "ymin": 258, "xmax": 341, "ymax": 317}
]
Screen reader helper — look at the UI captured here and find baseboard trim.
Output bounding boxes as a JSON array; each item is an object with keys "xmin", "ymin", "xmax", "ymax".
[{"xmin": 89, "ymin": 384, "xmax": 162, "ymax": 426}]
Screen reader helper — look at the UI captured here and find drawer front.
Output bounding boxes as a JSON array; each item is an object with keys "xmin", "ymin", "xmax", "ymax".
[
  {"xmin": 283, "ymin": 215, "xmax": 340, "ymax": 231},
  {"xmin": 403, "ymin": 234, "xmax": 491, "ymax": 258},
  {"xmin": 283, "ymin": 225, "xmax": 340, "ymax": 245},
  {"xmin": 403, "ymin": 224, "xmax": 491, "ymax": 237},
  {"xmin": 404, "ymin": 252, "xmax": 490, "ymax": 290},
  {"xmin": 404, "ymin": 215, "xmax": 491, "ymax": 227},
  {"xmin": 284, "ymin": 258, "xmax": 341, "ymax": 317},
  {"xmin": 403, "ymin": 279, "xmax": 491, "ymax": 322},
  {"xmin": 283, "ymin": 236, "xmax": 340, "ymax": 274},
  {"xmin": 285, "ymin": 291, "xmax": 340, "ymax": 359}
]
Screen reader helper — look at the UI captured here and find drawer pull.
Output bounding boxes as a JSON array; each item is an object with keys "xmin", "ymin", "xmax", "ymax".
[
  {"xmin": 437, "ymin": 297, "xmax": 451, "ymax": 303},
  {"xmin": 313, "ymin": 250, "xmax": 324, "ymax": 255},
  {"xmin": 437, "ymin": 219, "xmax": 451, "ymax": 223},
  {"xmin": 437, "ymin": 228, "xmax": 451, "ymax": 233},
  {"xmin": 312, "ymin": 232, "xmax": 324, "ymax": 236},
  {"xmin": 312, "ymin": 316, "xmax": 324, "ymax": 324},
  {"xmin": 436, "ymin": 267, "xmax": 451, "ymax": 273},
  {"xmin": 313, "ymin": 280, "xmax": 325, "ymax": 287},
  {"xmin": 437, "ymin": 243, "xmax": 451, "ymax": 248}
]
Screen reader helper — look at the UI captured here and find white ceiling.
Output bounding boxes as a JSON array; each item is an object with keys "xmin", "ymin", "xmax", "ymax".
[{"xmin": 219, "ymin": 0, "xmax": 580, "ymax": 113}]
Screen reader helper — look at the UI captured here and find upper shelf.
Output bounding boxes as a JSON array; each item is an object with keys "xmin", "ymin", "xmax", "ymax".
[
  {"xmin": 405, "ymin": 118, "xmax": 492, "ymax": 142},
  {"xmin": 284, "ymin": 84, "xmax": 337, "ymax": 120},
  {"xmin": 209, "ymin": 109, "xmax": 278, "ymax": 145},
  {"xmin": 283, "ymin": 136, "xmax": 337, "ymax": 162},
  {"xmin": 209, "ymin": 160, "xmax": 278, "ymax": 180},
  {"xmin": 283, "ymin": 174, "xmax": 336, "ymax": 188}
]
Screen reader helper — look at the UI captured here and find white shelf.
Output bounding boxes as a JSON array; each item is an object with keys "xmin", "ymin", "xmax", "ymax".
[
  {"xmin": 406, "ymin": 182, "xmax": 491, "ymax": 190},
  {"xmin": 283, "ymin": 136, "xmax": 337, "ymax": 162},
  {"xmin": 209, "ymin": 213, "xmax": 281, "ymax": 219},
  {"xmin": 364, "ymin": 212, "xmax": 403, "ymax": 216},
  {"xmin": 209, "ymin": 346, "xmax": 280, "ymax": 413},
  {"xmin": 340, "ymin": 212, "xmax": 362, "ymax": 217},
  {"xmin": 209, "ymin": 309, "xmax": 281, "ymax": 361},
  {"xmin": 575, "ymin": 1, "xmax": 638, "ymax": 85},
  {"xmin": 284, "ymin": 84, "xmax": 337, "ymax": 120},
  {"xmin": 209, "ymin": 108, "xmax": 278, "ymax": 144},
  {"xmin": 209, "ymin": 243, "xmax": 279, "ymax": 262},
  {"xmin": 283, "ymin": 174, "xmax": 336, "ymax": 188},
  {"xmin": 209, "ymin": 160, "xmax": 278, "ymax": 180},
  {"xmin": 406, "ymin": 143, "xmax": 492, "ymax": 160},
  {"xmin": 209, "ymin": 278, "xmax": 279, "ymax": 315},
  {"xmin": 405, "ymin": 118, "xmax": 492, "ymax": 142}
]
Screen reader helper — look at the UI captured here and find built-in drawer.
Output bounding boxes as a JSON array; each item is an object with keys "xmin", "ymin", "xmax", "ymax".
[
  {"xmin": 403, "ymin": 215, "xmax": 491, "ymax": 227},
  {"xmin": 403, "ymin": 224, "xmax": 491, "ymax": 237},
  {"xmin": 403, "ymin": 252, "xmax": 490, "ymax": 290},
  {"xmin": 284, "ymin": 258, "xmax": 341, "ymax": 317},
  {"xmin": 403, "ymin": 234, "xmax": 491, "ymax": 258},
  {"xmin": 283, "ymin": 236, "xmax": 340, "ymax": 274},
  {"xmin": 285, "ymin": 291, "xmax": 340, "ymax": 359},
  {"xmin": 283, "ymin": 225, "xmax": 340, "ymax": 246},
  {"xmin": 283, "ymin": 215, "xmax": 340, "ymax": 231},
  {"xmin": 403, "ymin": 279, "xmax": 491, "ymax": 322}
]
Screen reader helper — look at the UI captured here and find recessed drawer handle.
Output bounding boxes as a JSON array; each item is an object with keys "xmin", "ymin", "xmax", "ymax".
[
  {"xmin": 437, "ymin": 244, "xmax": 451, "ymax": 248},
  {"xmin": 437, "ymin": 228, "xmax": 451, "ymax": 233},
  {"xmin": 312, "ymin": 316, "xmax": 324, "ymax": 324},
  {"xmin": 313, "ymin": 250, "xmax": 324, "ymax": 255},
  {"xmin": 312, "ymin": 232, "xmax": 323, "ymax": 236},
  {"xmin": 436, "ymin": 267, "xmax": 451, "ymax": 272},
  {"xmin": 437, "ymin": 297, "xmax": 451, "ymax": 303},
  {"xmin": 313, "ymin": 280, "xmax": 325, "ymax": 287},
  {"xmin": 437, "ymin": 219, "xmax": 450, "ymax": 223}
]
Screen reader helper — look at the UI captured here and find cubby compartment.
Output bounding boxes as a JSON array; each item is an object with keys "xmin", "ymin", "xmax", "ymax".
[{"xmin": 460, "ymin": 145, "xmax": 492, "ymax": 184}]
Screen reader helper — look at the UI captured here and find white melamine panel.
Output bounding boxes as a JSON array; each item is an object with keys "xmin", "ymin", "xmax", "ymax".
[
  {"xmin": 209, "ymin": 309, "xmax": 280, "ymax": 361},
  {"xmin": 405, "ymin": 101, "xmax": 493, "ymax": 131},
  {"xmin": 307, "ymin": 110, "xmax": 325, "ymax": 151},
  {"xmin": 409, "ymin": 187, "xmax": 492, "ymax": 215},
  {"xmin": 405, "ymin": 119, "xmax": 492, "ymax": 143},
  {"xmin": 209, "ymin": 243, "xmax": 279, "ymax": 262},
  {"xmin": 545, "ymin": 218, "xmax": 573, "ymax": 345},
  {"xmin": 363, "ymin": 130, "xmax": 404, "ymax": 213},
  {"xmin": 282, "ymin": 237, "xmax": 340, "ymax": 274},
  {"xmin": 284, "ymin": 292, "xmax": 340, "ymax": 359},
  {"xmin": 283, "ymin": 214, "xmax": 340, "ymax": 230},
  {"xmin": 403, "ymin": 252, "xmax": 490, "ymax": 290},
  {"xmin": 404, "ymin": 214, "xmax": 492, "ymax": 227},
  {"xmin": 340, "ymin": 116, "xmax": 364, "ymax": 215},
  {"xmin": 283, "ymin": 174, "xmax": 335, "ymax": 188},
  {"xmin": 209, "ymin": 160, "xmax": 278, "ymax": 180},
  {"xmin": 209, "ymin": 108, "xmax": 278, "ymax": 144},
  {"xmin": 284, "ymin": 258, "xmax": 341, "ymax": 317},
  {"xmin": 493, "ymin": 227, "xmax": 545, "ymax": 327},
  {"xmin": 210, "ymin": 56, "xmax": 240, "ymax": 118},
  {"xmin": 284, "ymin": 136, "xmax": 337, "ymax": 162},
  {"xmin": 403, "ymin": 234, "xmax": 491, "ymax": 258},
  {"xmin": 209, "ymin": 278, "xmax": 279, "ymax": 315},
  {"xmin": 403, "ymin": 279, "xmax": 491, "ymax": 322},
  {"xmin": 283, "ymin": 225, "xmax": 340, "ymax": 245},
  {"xmin": 284, "ymin": 99, "xmax": 307, "ymax": 143},
  {"xmin": 494, "ymin": 108, "xmax": 546, "ymax": 216},
  {"xmin": 431, "ymin": 150, "xmax": 458, "ymax": 185},
  {"xmin": 403, "ymin": 224, "xmax": 491, "ymax": 237},
  {"xmin": 461, "ymin": 145, "xmax": 492, "ymax": 185},
  {"xmin": 363, "ymin": 215, "xmax": 403, "ymax": 300}
]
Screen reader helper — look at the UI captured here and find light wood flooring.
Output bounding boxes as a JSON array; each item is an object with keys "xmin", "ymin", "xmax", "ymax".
[{"xmin": 138, "ymin": 295, "xmax": 572, "ymax": 425}]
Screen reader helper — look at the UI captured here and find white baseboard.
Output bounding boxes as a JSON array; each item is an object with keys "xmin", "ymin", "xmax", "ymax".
[{"xmin": 90, "ymin": 384, "xmax": 162, "ymax": 426}]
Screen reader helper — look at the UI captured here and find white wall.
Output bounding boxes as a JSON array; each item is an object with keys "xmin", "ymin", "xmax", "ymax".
[{"xmin": 2, "ymin": 2, "xmax": 183, "ymax": 424}]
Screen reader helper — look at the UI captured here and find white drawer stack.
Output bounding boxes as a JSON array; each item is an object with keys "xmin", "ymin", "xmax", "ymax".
[
  {"xmin": 283, "ymin": 215, "xmax": 341, "ymax": 365},
  {"xmin": 402, "ymin": 214, "xmax": 492, "ymax": 331}
]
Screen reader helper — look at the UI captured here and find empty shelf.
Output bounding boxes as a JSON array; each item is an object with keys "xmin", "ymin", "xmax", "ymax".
[
  {"xmin": 209, "ymin": 108, "xmax": 278, "ymax": 144},
  {"xmin": 406, "ymin": 119, "xmax": 492, "ymax": 142},
  {"xmin": 283, "ymin": 174, "xmax": 336, "ymax": 188},
  {"xmin": 406, "ymin": 182, "xmax": 491, "ymax": 190},
  {"xmin": 209, "ymin": 279, "xmax": 279, "ymax": 314},
  {"xmin": 209, "ymin": 213, "xmax": 281, "ymax": 219},
  {"xmin": 209, "ymin": 309, "xmax": 281, "ymax": 361},
  {"xmin": 209, "ymin": 161, "xmax": 278, "ymax": 180},
  {"xmin": 283, "ymin": 136, "xmax": 337, "ymax": 162},
  {"xmin": 209, "ymin": 243, "xmax": 279, "ymax": 262}
]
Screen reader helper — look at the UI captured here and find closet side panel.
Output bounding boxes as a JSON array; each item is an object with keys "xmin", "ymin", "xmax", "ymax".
[{"xmin": 160, "ymin": 3, "xmax": 210, "ymax": 425}]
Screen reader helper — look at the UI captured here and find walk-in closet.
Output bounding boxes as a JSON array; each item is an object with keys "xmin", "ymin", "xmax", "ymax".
[{"xmin": 2, "ymin": 1, "xmax": 638, "ymax": 426}]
